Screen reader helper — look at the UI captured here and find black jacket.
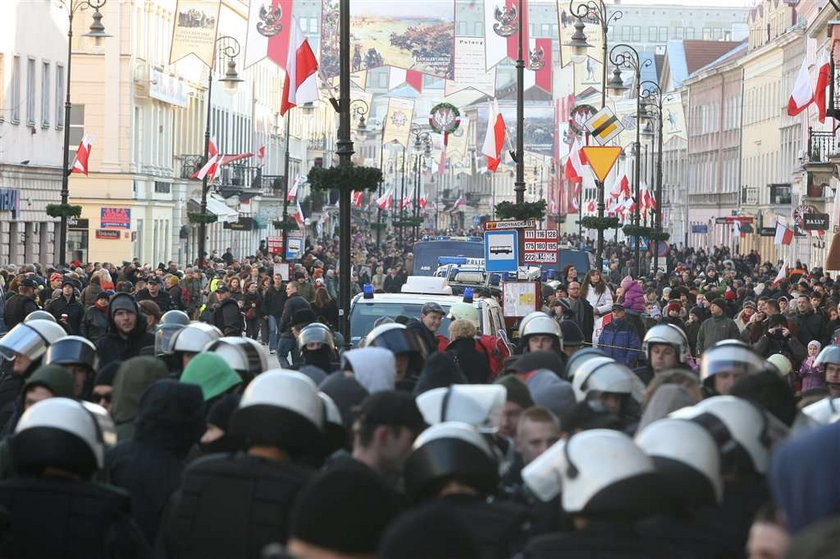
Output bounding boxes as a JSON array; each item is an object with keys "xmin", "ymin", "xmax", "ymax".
[
  {"xmin": 81, "ymin": 305, "xmax": 110, "ymax": 343},
  {"xmin": 3, "ymin": 294, "xmax": 38, "ymax": 330},
  {"xmin": 436, "ymin": 494, "xmax": 529, "ymax": 559},
  {"xmin": 279, "ymin": 293, "xmax": 311, "ymax": 336},
  {"xmin": 106, "ymin": 381, "xmax": 205, "ymax": 544},
  {"xmin": 95, "ymin": 298, "xmax": 155, "ymax": 372},
  {"xmin": 45, "ymin": 294, "xmax": 84, "ymax": 335},
  {"xmin": 526, "ymin": 521, "xmax": 682, "ymax": 558},
  {"xmin": 135, "ymin": 288, "xmax": 172, "ymax": 313},
  {"xmin": 446, "ymin": 337, "xmax": 490, "ymax": 384},
  {"xmin": 261, "ymin": 285, "xmax": 286, "ymax": 316},
  {"xmin": 383, "ymin": 274, "xmax": 404, "ymax": 293},
  {"xmin": 213, "ymin": 298, "xmax": 243, "ymax": 337}
]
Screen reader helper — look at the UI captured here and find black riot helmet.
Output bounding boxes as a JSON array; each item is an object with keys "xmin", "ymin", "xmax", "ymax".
[
  {"xmin": 44, "ymin": 336, "xmax": 99, "ymax": 373},
  {"xmin": 154, "ymin": 310, "xmax": 191, "ymax": 356}
]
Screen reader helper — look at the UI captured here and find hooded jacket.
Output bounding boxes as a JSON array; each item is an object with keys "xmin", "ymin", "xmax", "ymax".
[
  {"xmin": 0, "ymin": 365, "xmax": 77, "ymax": 439},
  {"xmin": 413, "ymin": 352, "xmax": 468, "ymax": 396},
  {"xmin": 637, "ymin": 384, "xmax": 698, "ymax": 431},
  {"xmin": 106, "ymin": 380, "xmax": 205, "ymax": 544},
  {"xmin": 523, "ymin": 369, "xmax": 575, "ymax": 419},
  {"xmin": 343, "ymin": 348, "xmax": 396, "ymax": 393},
  {"xmin": 180, "ymin": 353, "xmax": 242, "ymax": 403},
  {"xmin": 111, "ymin": 356, "xmax": 170, "ymax": 442},
  {"xmin": 620, "ymin": 276, "xmax": 646, "ymax": 314},
  {"xmin": 695, "ymin": 313, "xmax": 741, "ymax": 355},
  {"xmin": 94, "ymin": 294, "xmax": 155, "ymax": 371}
]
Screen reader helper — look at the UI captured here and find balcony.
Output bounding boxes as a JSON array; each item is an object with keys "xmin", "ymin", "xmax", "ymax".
[
  {"xmin": 805, "ymin": 128, "xmax": 836, "ymax": 171},
  {"xmin": 741, "ymin": 186, "xmax": 759, "ymax": 206},
  {"xmin": 177, "ymin": 154, "xmax": 288, "ymax": 198}
]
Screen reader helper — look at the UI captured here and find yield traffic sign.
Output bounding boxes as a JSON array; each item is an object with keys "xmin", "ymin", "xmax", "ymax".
[{"xmin": 582, "ymin": 146, "xmax": 622, "ymax": 182}]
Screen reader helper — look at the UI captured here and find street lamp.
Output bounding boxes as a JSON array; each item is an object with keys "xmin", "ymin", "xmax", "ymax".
[
  {"xmin": 57, "ymin": 0, "xmax": 111, "ymax": 266},
  {"xmin": 337, "ymin": 0, "xmax": 355, "ymax": 348},
  {"xmin": 196, "ymin": 36, "xmax": 241, "ymax": 268},
  {"xmin": 566, "ymin": 0, "xmax": 623, "ymax": 109},
  {"xmin": 640, "ymin": 81, "xmax": 664, "ymax": 274},
  {"xmin": 609, "ymin": 43, "xmax": 649, "ymax": 277}
]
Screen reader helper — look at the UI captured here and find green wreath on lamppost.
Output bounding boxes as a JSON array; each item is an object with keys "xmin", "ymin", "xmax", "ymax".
[
  {"xmin": 46, "ymin": 204, "xmax": 83, "ymax": 219},
  {"xmin": 307, "ymin": 165, "xmax": 383, "ymax": 192},
  {"xmin": 580, "ymin": 216, "xmax": 621, "ymax": 230},
  {"xmin": 495, "ymin": 200, "xmax": 546, "ymax": 221}
]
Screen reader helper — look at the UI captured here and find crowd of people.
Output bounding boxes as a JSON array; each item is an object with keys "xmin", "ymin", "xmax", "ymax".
[{"xmin": 0, "ymin": 232, "xmax": 835, "ymax": 558}]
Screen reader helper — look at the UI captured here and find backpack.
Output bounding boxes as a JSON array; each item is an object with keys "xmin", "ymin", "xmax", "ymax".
[{"xmin": 475, "ymin": 334, "xmax": 511, "ymax": 379}]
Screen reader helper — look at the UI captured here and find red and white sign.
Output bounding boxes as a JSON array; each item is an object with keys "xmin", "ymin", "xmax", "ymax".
[
  {"xmin": 267, "ymin": 236, "xmax": 283, "ymax": 255},
  {"xmin": 523, "ymin": 229, "xmax": 559, "ymax": 264}
]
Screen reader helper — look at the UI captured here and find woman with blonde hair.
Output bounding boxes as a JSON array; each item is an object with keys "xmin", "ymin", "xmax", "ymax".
[{"xmin": 582, "ymin": 269, "xmax": 613, "ymax": 343}]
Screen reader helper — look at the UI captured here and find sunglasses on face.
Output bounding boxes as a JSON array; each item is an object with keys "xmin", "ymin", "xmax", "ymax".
[{"xmin": 93, "ymin": 392, "xmax": 112, "ymax": 404}]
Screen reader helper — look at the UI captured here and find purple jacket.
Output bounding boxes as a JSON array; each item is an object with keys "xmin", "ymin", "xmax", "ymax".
[{"xmin": 622, "ymin": 282, "xmax": 645, "ymax": 314}]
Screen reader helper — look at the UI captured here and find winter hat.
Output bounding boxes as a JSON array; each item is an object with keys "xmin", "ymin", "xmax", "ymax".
[
  {"xmin": 710, "ymin": 298, "xmax": 727, "ymax": 310},
  {"xmin": 689, "ymin": 306, "xmax": 703, "ymax": 318},
  {"xmin": 379, "ymin": 503, "xmax": 481, "ymax": 559},
  {"xmin": 290, "ymin": 468, "xmax": 401, "ymax": 554},
  {"xmin": 93, "ymin": 360, "xmax": 120, "ymax": 387},
  {"xmin": 667, "ymin": 300, "xmax": 682, "ymax": 315},
  {"xmin": 560, "ymin": 320, "xmax": 584, "ymax": 347},
  {"xmin": 524, "ymin": 369, "xmax": 576, "ymax": 418},
  {"xmin": 207, "ymin": 393, "xmax": 241, "ymax": 431},
  {"xmin": 724, "ymin": 288, "xmax": 736, "ymax": 300},
  {"xmin": 24, "ymin": 365, "xmax": 75, "ymax": 400},
  {"xmin": 180, "ymin": 352, "xmax": 243, "ymax": 401},
  {"xmin": 413, "ymin": 352, "xmax": 467, "ymax": 396},
  {"xmin": 768, "ymin": 314, "xmax": 788, "ymax": 329},
  {"xmin": 809, "ymin": 340, "xmax": 822, "ymax": 352},
  {"xmin": 495, "ymin": 375, "xmax": 535, "ymax": 410},
  {"xmin": 319, "ymin": 373, "xmax": 370, "ymax": 428},
  {"xmin": 109, "ymin": 292, "xmax": 138, "ymax": 319},
  {"xmin": 509, "ymin": 350, "xmax": 567, "ymax": 378}
]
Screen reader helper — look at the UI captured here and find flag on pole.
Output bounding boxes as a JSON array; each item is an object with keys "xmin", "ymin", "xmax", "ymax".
[
  {"xmin": 815, "ymin": 51, "xmax": 832, "ymax": 123},
  {"xmin": 257, "ymin": 145, "xmax": 266, "ymax": 162},
  {"xmin": 787, "ymin": 56, "xmax": 814, "ymax": 116},
  {"xmin": 244, "ymin": 0, "xmax": 294, "ymax": 69},
  {"xmin": 452, "ymin": 195, "xmax": 465, "ymax": 211},
  {"xmin": 773, "ymin": 262, "xmax": 787, "ymax": 285},
  {"xmin": 376, "ymin": 188, "xmax": 394, "ymax": 210},
  {"xmin": 610, "ymin": 173, "xmax": 630, "ymax": 199},
  {"xmin": 287, "ymin": 175, "xmax": 301, "ymax": 202},
  {"xmin": 419, "ymin": 191, "xmax": 428, "ymax": 209},
  {"xmin": 292, "ymin": 199, "xmax": 305, "ymax": 228},
  {"xmin": 191, "ymin": 138, "xmax": 219, "ymax": 179},
  {"xmin": 586, "ymin": 199, "xmax": 596, "ymax": 213},
  {"xmin": 565, "ymin": 139, "xmax": 587, "ymax": 182},
  {"xmin": 481, "ymin": 100, "xmax": 506, "ymax": 172},
  {"xmin": 280, "ymin": 17, "xmax": 319, "ymax": 116},
  {"xmin": 352, "ymin": 190, "xmax": 364, "ymax": 208},
  {"xmin": 774, "ymin": 216, "xmax": 794, "ymax": 246},
  {"xmin": 70, "ymin": 135, "xmax": 92, "ymax": 175}
]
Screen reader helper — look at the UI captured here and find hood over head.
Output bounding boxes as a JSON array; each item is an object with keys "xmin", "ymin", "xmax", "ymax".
[
  {"xmin": 343, "ymin": 347, "xmax": 396, "ymax": 393},
  {"xmin": 111, "ymin": 356, "xmax": 169, "ymax": 424},
  {"xmin": 24, "ymin": 364, "xmax": 75, "ymax": 399},
  {"xmin": 525, "ymin": 369, "xmax": 575, "ymax": 418},
  {"xmin": 637, "ymin": 384, "xmax": 698, "ymax": 431},
  {"xmin": 319, "ymin": 372, "xmax": 370, "ymax": 428},
  {"xmin": 134, "ymin": 379, "xmax": 205, "ymax": 456},
  {"xmin": 180, "ymin": 352, "xmax": 243, "ymax": 401},
  {"xmin": 413, "ymin": 352, "xmax": 468, "ymax": 396}
]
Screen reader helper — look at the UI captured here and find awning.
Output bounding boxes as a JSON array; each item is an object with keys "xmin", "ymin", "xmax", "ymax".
[{"xmin": 188, "ymin": 195, "xmax": 239, "ymax": 223}]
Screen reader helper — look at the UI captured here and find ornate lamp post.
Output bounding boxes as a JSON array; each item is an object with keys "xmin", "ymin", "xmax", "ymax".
[
  {"xmin": 57, "ymin": 0, "xmax": 111, "ymax": 266},
  {"xmin": 337, "ymin": 0, "xmax": 355, "ymax": 348},
  {"xmin": 565, "ymin": 0, "xmax": 622, "ymax": 110},
  {"xmin": 640, "ymin": 81, "xmax": 664, "ymax": 274}
]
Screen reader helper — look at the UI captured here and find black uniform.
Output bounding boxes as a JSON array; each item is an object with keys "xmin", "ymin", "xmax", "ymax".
[
  {"xmin": 161, "ymin": 453, "xmax": 312, "ymax": 559},
  {"xmin": 44, "ymin": 294, "xmax": 84, "ymax": 335},
  {"xmin": 214, "ymin": 298, "xmax": 243, "ymax": 337},
  {"xmin": 135, "ymin": 288, "xmax": 172, "ymax": 313},
  {"xmin": 525, "ymin": 521, "xmax": 683, "ymax": 559},
  {"xmin": 0, "ymin": 476, "xmax": 149, "ymax": 558},
  {"xmin": 95, "ymin": 300, "xmax": 155, "ymax": 372},
  {"xmin": 436, "ymin": 494, "xmax": 529, "ymax": 559},
  {"xmin": 3, "ymin": 294, "xmax": 38, "ymax": 330}
]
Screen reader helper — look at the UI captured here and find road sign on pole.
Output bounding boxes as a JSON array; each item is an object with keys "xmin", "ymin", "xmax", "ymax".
[
  {"xmin": 584, "ymin": 107, "xmax": 625, "ymax": 146},
  {"xmin": 484, "ymin": 230, "xmax": 519, "ymax": 272},
  {"xmin": 581, "ymin": 146, "xmax": 622, "ymax": 182}
]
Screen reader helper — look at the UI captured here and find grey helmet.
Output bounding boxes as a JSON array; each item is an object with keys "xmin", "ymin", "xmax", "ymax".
[
  {"xmin": 297, "ymin": 323, "xmax": 336, "ymax": 351},
  {"xmin": 24, "ymin": 311, "xmax": 56, "ymax": 323},
  {"xmin": 169, "ymin": 322, "xmax": 223, "ymax": 355},
  {"xmin": 154, "ymin": 310, "xmax": 191, "ymax": 355},
  {"xmin": 643, "ymin": 324, "xmax": 689, "ymax": 364},
  {"xmin": 204, "ymin": 337, "xmax": 268, "ymax": 383},
  {"xmin": 0, "ymin": 319, "xmax": 67, "ymax": 362},
  {"xmin": 699, "ymin": 340, "xmax": 764, "ymax": 382}
]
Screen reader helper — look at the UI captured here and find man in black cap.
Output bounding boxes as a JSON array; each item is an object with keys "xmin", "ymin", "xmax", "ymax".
[
  {"xmin": 696, "ymin": 297, "xmax": 741, "ymax": 354},
  {"xmin": 212, "ymin": 286, "xmax": 243, "ymax": 337},
  {"xmin": 279, "ymin": 281, "xmax": 312, "ymax": 364},
  {"xmin": 44, "ymin": 279, "xmax": 84, "ymax": 335},
  {"xmin": 95, "ymin": 293, "xmax": 155, "ymax": 370},
  {"xmin": 135, "ymin": 276, "xmax": 172, "ymax": 313},
  {"xmin": 416, "ymin": 302, "xmax": 445, "ymax": 351},
  {"xmin": 3, "ymin": 278, "xmax": 39, "ymax": 330}
]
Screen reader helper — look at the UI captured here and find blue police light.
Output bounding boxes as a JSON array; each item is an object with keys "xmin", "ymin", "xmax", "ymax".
[
  {"xmin": 439, "ymin": 256, "xmax": 469, "ymax": 265},
  {"xmin": 463, "ymin": 287, "xmax": 474, "ymax": 303},
  {"xmin": 363, "ymin": 284, "xmax": 374, "ymax": 299},
  {"xmin": 489, "ymin": 273, "xmax": 501, "ymax": 286}
]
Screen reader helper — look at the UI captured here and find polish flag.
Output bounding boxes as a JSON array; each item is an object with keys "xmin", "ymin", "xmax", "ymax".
[
  {"xmin": 815, "ymin": 51, "xmax": 832, "ymax": 123},
  {"xmin": 292, "ymin": 200, "xmax": 305, "ymax": 228},
  {"xmin": 565, "ymin": 139, "xmax": 587, "ymax": 183},
  {"xmin": 481, "ymin": 100, "xmax": 506, "ymax": 172},
  {"xmin": 775, "ymin": 216, "xmax": 794, "ymax": 246},
  {"xmin": 287, "ymin": 175, "xmax": 300, "ymax": 202},
  {"xmin": 257, "ymin": 145, "xmax": 266, "ymax": 162},
  {"xmin": 773, "ymin": 262, "xmax": 787, "ymax": 285},
  {"xmin": 70, "ymin": 135, "xmax": 92, "ymax": 175},
  {"xmin": 244, "ymin": 0, "xmax": 293, "ymax": 69},
  {"xmin": 452, "ymin": 195, "xmax": 465, "ymax": 211},
  {"xmin": 280, "ymin": 17, "xmax": 319, "ymax": 116},
  {"xmin": 610, "ymin": 173, "xmax": 630, "ymax": 199},
  {"xmin": 586, "ymin": 199, "xmax": 596, "ymax": 213},
  {"xmin": 352, "ymin": 190, "xmax": 364, "ymax": 208},
  {"xmin": 419, "ymin": 191, "xmax": 428, "ymax": 209},
  {"xmin": 401, "ymin": 196, "xmax": 413, "ymax": 210},
  {"xmin": 191, "ymin": 138, "xmax": 219, "ymax": 180},
  {"xmin": 788, "ymin": 57, "xmax": 814, "ymax": 116},
  {"xmin": 376, "ymin": 188, "xmax": 394, "ymax": 210}
]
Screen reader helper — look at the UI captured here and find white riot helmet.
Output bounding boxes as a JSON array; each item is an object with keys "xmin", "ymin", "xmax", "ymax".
[
  {"xmin": 700, "ymin": 340, "xmax": 764, "ymax": 382},
  {"xmin": 520, "ymin": 312, "xmax": 564, "ymax": 351},
  {"xmin": 565, "ymin": 348, "xmax": 609, "ymax": 381},
  {"xmin": 404, "ymin": 422, "xmax": 498, "ymax": 501},
  {"xmin": 204, "ymin": 337, "xmax": 268, "ymax": 383},
  {"xmin": 154, "ymin": 310, "xmax": 191, "ymax": 355},
  {"xmin": 814, "ymin": 345, "xmax": 840, "ymax": 368},
  {"xmin": 670, "ymin": 395, "xmax": 789, "ymax": 475},
  {"xmin": 24, "ymin": 310, "xmax": 56, "ymax": 323},
  {"xmin": 169, "ymin": 322, "xmax": 223, "ymax": 355},
  {"xmin": 230, "ymin": 369, "xmax": 324, "ymax": 455},
  {"xmin": 0, "ymin": 319, "xmax": 67, "ymax": 362},
  {"xmin": 643, "ymin": 324, "xmax": 689, "ymax": 364},
  {"xmin": 11, "ymin": 398, "xmax": 111, "ymax": 478},
  {"xmin": 635, "ymin": 418, "xmax": 723, "ymax": 506},
  {"xmin": 415, "ymin": 385, "xmax": 506, "ymax": 433},
  {"xmin": 572, "ymin": 358, "xmax": 645, "ymax": 404},
  {"xmin": 522, "ymin": 429, "xmax": 661, "ymax": 516},
  {"xmin": 297, "ymin": 323, "xmax": 336, "ymax": 351},
  {"xmin": 447, "ymin": 302, "xmax": 480, "ymax": 327},
  {"xmin": 801, "ymin": 397, "xmax": 840, "ymax": 425}
]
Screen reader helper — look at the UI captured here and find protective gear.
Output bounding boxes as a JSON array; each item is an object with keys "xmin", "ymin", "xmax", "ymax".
[
  {"xmin": 204, "ymin": 337, "xmax": 268, "ymax": 383},
  {"xmin": 0, "ymin": 319, "xmax": 67, "ymax": 361},
  {"xmin": 643, "ymin": 324, "xmax": 689, "ymax": 364},
  {"xmin": 415, "ymin": 384, "xmax": 506, "ymax": 433},
  {"xmin": 404, "ymin": 422, "xmax": 498, "ymax": 501},
  {"xmin": 44, "ymin": 335, "xmax": 98, "ymax": 372},
  {"xmin": 11, "ymin": 398, "xmax": 109, "ymax": 478},
  {"xmin": 154, "ymin": 310, "xmax": 191, "ymax": 355},
  {"xmin": 572, "ymin": 357, "xmax": 645, "ymax": 403},
  {"xmin": 635, "ymin": 418, "xmax": 723, "ymax": 506},
  {"xmin": 565, "ymin": 347, "xmax": 609, "ymax": 380},
  {"xmin": 814, "ymin": 344, "xmax": 840, "ymax": 368},
  {"xmin": 765, "ymin": 353, "xmax": 793, "ymax": 377},
  {"xmin": 523, "ymin": 429, "xmax": 660, "ymax": 516},
  {"xmin": 297, "ymin": 322, "xmax": 336, "ymax": 351},
  {"xmin": 518, "ymin": 311, "xmax": 548, "ymax": 336},
  {"xmin": 361, "ymin": 323, "xmax": 426, "ymax": 372},
  {"xmin": 230, "ymin": 369, "xmax": 324, "ymax": 455},
  {"xmin": 520, "ymin": 313, "xmax": 564, "ymax": 351},
  {"xmin": 670, "ymin": 395, "xmax": 789, "ymax": 475},
  {"xmin": 447, "ymin": 302, "xmax": 480, "ymax": 326},
  {"xmin": 169, "ymin": 322, "xmax": 223, "ymax": 355},
  {"xmin": 23, "ymin": 310, "xmax": 56, "ymax": 323},
  {"xmin": 801, "ymin": 397, "xmax": 840, "ymax": 425},
  {"xmin": 318, "ymin": 392, "xmax": 347, "ymax": 457},
  {"xmin": 700, "ymin": 340, "xmax": 764, "ymax": 381}
]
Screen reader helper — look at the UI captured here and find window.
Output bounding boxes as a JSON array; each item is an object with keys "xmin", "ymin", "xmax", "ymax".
[
  {"xmin": 154, "ymin": 181, "xmax": 171, "ymax": 193},
  {"xmin": 458, "ymin": 21, "xmax": 468, "ymax": 35},
  {"xmin": 26, "ymin": 57, "xmax": 35, "ymax": 125},
  {"xmin": 769, "ymin": 183, "xmax": 791, "ymax": 205},
  {"xmin": 55, "ymin": 64, "xmax": 64, "ymax": 128},
  {"xmin": 686, "ymin": 27, "xmax": 695, "ymax": 39},
  {"xmin": 632, "ymin": 26, "xmax": 642, "ymax": 42},
  {"xmin": 11, "ymin": 55, "xmax": 20, "ymax": 124},
  {"xmin": 540, "ymin": 23, "xmax": 551, "ymax": 37},
  {"xmin": 67, "ymin": 104, "xmax": 85, "ymax": 161},
  {"xmin": 659, "ymin": 27, "xmax": 668, "ymax": 41},
  {"xmin": 41, "ymin": 62, "xmax": 50, "ymax": 128},
  {"xmin": 474, "ymin": 22, "xmax": 482, "ymax": 36},
  {"xmin": 649, "ymin": 26, "xmax": 658, "ymax": 41}
]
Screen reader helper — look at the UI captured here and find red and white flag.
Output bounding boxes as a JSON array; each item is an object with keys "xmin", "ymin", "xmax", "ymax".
[
  {"xmin": 610, "ymin": 173, "xmax": 631, "ymax": 199},
  {"xmin": 773, "ymin": 262, "xmax": 787, "ymax": 285},
  {"xmin": 419, "ymin": 191, "xmax": 428, "ymax": 209},
  {"xmin": 292, "ymin": 199, "xmax": 305, "ymax": 228},
  {"xmin": 244, "ymin": 0, "xmax": 293, "ymax": 69},
  {"xmin": 452, "ymin": 195, "xmax": 465, "ymax": 211},
  {"xmin": 280, "ymin": 17, "xmax": 319, "ymax": 116},
  {"xmin": 287, "ymin": 175, "xmax": 301, "ymax": 202},
  {"xmin": 257, "ymin": 145, "xmax": 266, "ymax": 162},
  {"xmin": 376, "ymin": 188, "xmax": 394, "ymax": 210},
  {"xmin": 586, "ymin": 199, "xmax": 596, "ymax": 213},
  {"xmin": 774, "ymin": 216, "xmax": 794, "ymax": 246},
  {"xmin": 401, "ymin": 196, "xmax": 413, "ymax": 210},
  {"xmin": 815, "ymin": 51, "xmax": 832, "ymax": 123},
  {"xmin": 788, "ymin": 56, "xmax": 814, "ymax": 116},
  {"xmin": 352, "ymin": 190, "xmax": 364, "ymax": 208},
  {"xmin": 481, "ymin": 100, "xmax": 506, "ymax": 172},
  {"xmin": 565, "ymin": 139, "xmax": 587, "ymax": 183},
  {"xmin": 191, "ymin": 138, "xmax": 220, "ymax": 180},
  {"xmin": 70, "ymin": 135, "xmax": 92, "ymax": 175}
]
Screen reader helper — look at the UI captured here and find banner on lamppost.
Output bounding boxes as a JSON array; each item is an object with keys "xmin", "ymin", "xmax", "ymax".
[
  {"xmin": 484, "ymin": 0, "xmax": 529, "ymax": 70},
  {"xmin": 382, "ymin": 98, "xmax": 415, "ymax": 148},
  {"xmin": 446, "ymin": 115, "xmax": 471, "ymax": 163},
  {"xmin": 446, "ymin": 38, "xmax": 497, "ymax": 97},
  {"xmin": 573, "ymin": 56, "xmax": 604, "ymax": 98},
  {"xmin": 170, "ymin": 0, "xmax": 221, "ymax": 68},
  {"xmin": 557, "ymin": 2, "xmax": 605, "ymax": 66},
  {"xmin": 662, "ymin": 91, "xmax": 688, "ymax": 142},
  {"xmin": 244, "ymin": 0, "xmax": 294, "ymax": 69}
]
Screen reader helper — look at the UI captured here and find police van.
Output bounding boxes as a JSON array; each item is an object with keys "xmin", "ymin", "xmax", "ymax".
[{"xmin": 348, "ymin": 276, "xmax": 507, "ymax": 347}]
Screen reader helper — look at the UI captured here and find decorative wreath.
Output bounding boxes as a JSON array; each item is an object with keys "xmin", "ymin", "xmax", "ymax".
[
  {"xmin": 569, "ymin": 104, "xmax": 597, "ymax": 137},
  {"xmin": 429, "ymin": 103, "xmax": 461, "ymax": 135}
]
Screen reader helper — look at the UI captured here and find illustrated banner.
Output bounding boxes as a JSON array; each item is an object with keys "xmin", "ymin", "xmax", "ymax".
[
  {"xmin": 662, "ymin": 91, "xmax": 688, "ymax": 142},
  {"xmin": 170, "ymin": 0, "xmax": 221, "ymax": 68},
  {"xmin": 475, "ymin": 103, "xmax": 554, "ymax": 157},
  {"xmin": 447, "ymin": 37, "xmax": 496, "ymax": 97},
  {"xmin": 382, "ymin": 98, "xmax": 415, "ymax": 148},
  {"xmin": 557, "ymin": 1, "xmax": 605, "ymax": 67},
  {"xmin": 446, "ymin": 115, "xmax": 471, "ymax": 162}
]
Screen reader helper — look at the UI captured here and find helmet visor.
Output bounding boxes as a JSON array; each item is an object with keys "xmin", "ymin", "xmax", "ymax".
[
  {"xmin": 0, "ymin": 324, "xmax": 47, "ymax": 361},
  {"xmin": 155, "ymin": 324, "xmax": 186, "ymax": 355}
]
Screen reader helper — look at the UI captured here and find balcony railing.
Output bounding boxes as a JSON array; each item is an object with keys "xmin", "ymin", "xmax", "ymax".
[
  {"xmin": 742, "ymin": 186, "xmax": 759, "ymax": 206},
  {"xmin": 807, "ymin": 127, "xmax": 836, "ymax": 164},
  {"xmin": 178, "ymin": 154, "xmax": 288, "ymax": 196}
]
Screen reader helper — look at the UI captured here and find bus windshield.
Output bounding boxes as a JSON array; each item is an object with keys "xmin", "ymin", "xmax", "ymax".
[{"xmin": 412, "ymin": 241, "xmax": 484, "ymax": 276}]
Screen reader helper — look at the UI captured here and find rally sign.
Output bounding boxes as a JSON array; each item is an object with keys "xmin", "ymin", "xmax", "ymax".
[{"xmin": 101, "ymin": 207, "xmax": 131, "ymax": 229}]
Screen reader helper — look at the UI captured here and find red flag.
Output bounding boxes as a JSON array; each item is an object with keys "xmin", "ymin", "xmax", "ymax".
[
  {"xmin": 352, "ymin": 190, "xmax": 364, "ymax": 208},
  {"xmin": 70, "ymin": 135, "xmax": 92, "ymax": 175},
  {"xmin": 292, "ymin": 200, "xmax": 305, "ymax": 228},
  {"xmin": 376, "ymin": 188, "xmax": 394, "ymax": 210},
  {"xmin": 287, "ymin": 175, "xmax": 300, "ymax": 202},
  {"xmin": 481, "ymin": 100, "xmax": 506, "ymax": 172},
  {"xmin": 257, "ymin": 145, "xmax": 266, "ymax": 161},
  {"xmin": 452, "ymin": 196, "xmax": 465, "ymax": 211},
  {"xmin": 788, "ymin": 57, "xmax": 813, "ymax": 116},
  {"xmin": 774, "ymin": 217, "xmax": 794, "ymax": 246},
  {"xmin": 280, "ymin": 17, "xmax": 319, "ymax": 116},
  {"xmin": 565, "ymin": 139, "xmax": 587, "ymax": 183},
  {"xmin": 191, "ymin": 138, "xmax": 219, "ymax": 179},
  {"xmin": 815, "ymin": 53, "xmax": 832, "ymax": 123},
  {"xmin": 419, "ymin": 191, "xmax": 428, "ymax": 209}
]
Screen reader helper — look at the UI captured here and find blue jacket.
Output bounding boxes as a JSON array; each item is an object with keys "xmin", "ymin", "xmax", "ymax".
[{"xmin": 598, "ymin": 318, "xmax": 642, "ymax": 367}]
